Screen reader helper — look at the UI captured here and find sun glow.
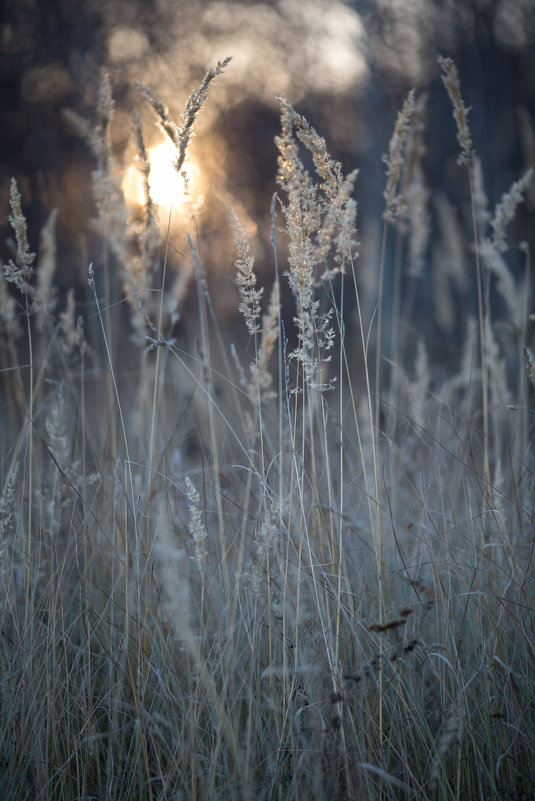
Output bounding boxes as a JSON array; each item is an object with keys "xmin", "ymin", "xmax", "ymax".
[{"xmin": 122, "ymin": 139, "xmax": 198, "ymax": 212}]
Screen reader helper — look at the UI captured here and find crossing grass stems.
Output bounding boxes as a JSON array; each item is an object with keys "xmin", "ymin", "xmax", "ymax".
[{"xmin": 0, "ymin": 55, "xmax": 534, "ymax": 801}]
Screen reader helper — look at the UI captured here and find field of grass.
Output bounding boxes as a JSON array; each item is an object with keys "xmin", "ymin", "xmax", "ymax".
[{"xmin": 0, "ymin": 56, "xmax": 534, "ymax": 800}]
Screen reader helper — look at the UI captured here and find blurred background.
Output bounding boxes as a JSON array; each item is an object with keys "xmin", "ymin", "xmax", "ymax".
[{"xmin": 1, "ymin": 0, "xmax": 534, "ymax": 347}]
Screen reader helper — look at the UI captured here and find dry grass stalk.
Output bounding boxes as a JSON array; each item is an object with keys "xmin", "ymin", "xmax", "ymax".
[
  {"xmin": 131, "ymin": 111, "xmax": 160, "ymax": 276},
  {"xmin": 247, "ymin": 278, "xmax": 280, "ymax": 402},
  {"xmin": 4, "ymin": 178, "xmax": 36, "ymax": 294},
  {"xmin": 402, "ymin": 92, "xmax": 427, "ymax": 190},
  {"xmin": 132, "ymin": 110, "xmax": 156, "ymax": 229},
  {"xmin": 479, "ymin": 239, "xmax": 520, "ymax": 325},
  {"xmin": 275, "ymin": 97, "xmax": 357, "ymax": 390},
  {"xmin": 0, "ymin": 465, "xmax": 18, "ymax": 562},
  {"xmin": 231, "ymin": 209, "xmax": 263, "ymax": 336},
  {"xmin": 35, "ymin": 209, "xmax": 58, "ymax": 329},
  {"xmin": 491, "ymin": 168, "xmax": 533, "ymax": 253},
  {"xmin": 0, "ymin": 264, "xmax": 21, "ymax": 339},
  {"xmin": 383, "ymin": 89, "xmax": 415, "ymax": 222},
  {"xmin": 523, "ymin": 344, "xmax": 535, "ymax": 398},
  {"xmin": 186, "ymin": 475, "xmax": 208, "ymax": 576},
  {"xmin": 471, "ymin": 156, "xmax": 490, "ymax": 230},
  {"xmin": 484, "ymin": 313, "xmax": 512, "ymax": 418},
  {"xmin": 429, "ymin": 701, "xmax": 461, "ymax": 788},
  {"xmin": 478, "ymin": 170, "xmax": 532, "ymax": 327},
  {"xmin": 405, "ymin": 164, "xmax": 430, "ymax": 278},
  {"xmin": 409, "ymin": 339, "xmax": 430, "ymax": 427},
  {"xmin": 438, "ymin": 56, "xmax": 473, "ymax": 165},
  {"xmin": 398, "ymin": 92, "xmax": 430, "ymax": 277},
  {"xmin": 137, "ymin": 56, "xmax": 232, "ymax": 175},
  {"xmin": 58, "ymin": 289, "xmax": 88, "ymax": 359},
  {"xmin": 277, "ymin": 97, "xmax": 345, "ymax": 201},
  {"xmin": 91, "ymin": 71, "xmax": 125, "ymax": 226}
]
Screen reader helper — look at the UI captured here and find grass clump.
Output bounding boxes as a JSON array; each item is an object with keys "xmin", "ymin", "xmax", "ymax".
[{"xmin": 0, "ymin": 56, "xmax": 534, "ymax": 801}]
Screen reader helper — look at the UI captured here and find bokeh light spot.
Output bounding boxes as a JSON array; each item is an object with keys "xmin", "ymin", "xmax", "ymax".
[{"xmin": 122, "ymin": 140, "xmax": 197, "ymax": 213}]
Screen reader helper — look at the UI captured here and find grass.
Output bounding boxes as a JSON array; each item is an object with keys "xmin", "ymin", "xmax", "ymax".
[{"xmin": 0, "ymin": 56, "xmax": 534, "ymax": 801}]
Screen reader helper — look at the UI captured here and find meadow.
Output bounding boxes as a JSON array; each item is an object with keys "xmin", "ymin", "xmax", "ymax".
[{"xmin": 0, "ymin": 55, "xmax": 534, "ymax": 800}]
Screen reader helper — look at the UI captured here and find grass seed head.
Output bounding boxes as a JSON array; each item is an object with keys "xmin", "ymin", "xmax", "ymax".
[
  {"xmin": 4, "ymin": 178, "xmax": 36, "ymax": 294},
  {"xmin": 438, "ymin": 55, "xmax": 473, "ymax": 165}
]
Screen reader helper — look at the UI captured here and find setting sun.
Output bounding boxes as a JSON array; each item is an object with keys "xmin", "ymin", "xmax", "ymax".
[{"xmin": 122, "ymin": 139, "xmax": 197, "ymax": 212}]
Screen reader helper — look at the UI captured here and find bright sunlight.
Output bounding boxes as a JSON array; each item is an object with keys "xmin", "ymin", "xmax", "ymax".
[{"xmin": 122, "ymin": 139, "xmax": 197, "ymax": 212}]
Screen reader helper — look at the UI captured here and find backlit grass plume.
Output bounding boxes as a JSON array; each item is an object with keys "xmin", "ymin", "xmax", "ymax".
[
  {"xmin": 136, "ymin": 56, "xmax": 232, "ymax": 175},
  {"xmin": 4, "ymin": 178, "xmax": 36, "ymax": 294},
  {"xmin": 438, "ymin": 55, "xmax": 473, "ymax": 165},
  {"xmin": 275, "ymin": 97, "xmax": 358, "ymax": 390}
]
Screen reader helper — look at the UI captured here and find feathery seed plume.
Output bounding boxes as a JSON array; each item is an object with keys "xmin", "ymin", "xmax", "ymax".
[
  {"xmin": 186, "ymin": 476, "xmax": 208, "ymax": 576},
  {"xmin": 35, "ymin": 209, "xmax": 58, "ymax": 329},
  {"xmin": 137, "ymin": 57, "xmax": 232, "ymax": 175},
  {"xmin": 524, "ymin": 345, "xmax": 535, "ymax": 399},
  {"xmin": 438, "ymin": 56, "xmax": 473, "ymax": 165},
  {"xmin": 383, "ymin": 90, "xmax": 415, "ymax": 222},
  {"xmin": 4, "ymin": 178, "xmax": 36, "ymax": 294},
  {"xmin": 491, "ymin": 169, "xmax": 533, "ymax": 253},
  {"xmin": 248, "ymin": 278, "xmax": 280, "ymax": 401},
  {"xmin": 231, "ymin": 209, "xmax": 263, "ymax": 336}
]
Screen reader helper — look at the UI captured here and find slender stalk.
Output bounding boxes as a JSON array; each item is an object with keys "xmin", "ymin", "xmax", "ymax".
[
  {"xmin": 23, "ymin": 293, "xmax": 33, "ymax": 627},
  {"xmin": 467, "ymin": 164, "xmax": 492, "ymax": 506}
]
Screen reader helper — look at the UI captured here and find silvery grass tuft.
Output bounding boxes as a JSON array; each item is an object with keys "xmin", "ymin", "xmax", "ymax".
[
  {"xmin": 524, "ymin": 343, "xmax": 535, "ymax": 397},
  {"xmin": 0, "ymin": 55, "xmax": 534, "ymax": 801},
  {"xmin": 4, "ymin": 177, "xmax": 36, "ymax": 294},
  {"xmin": 438, "ymin": 55, "xmax": 473, "ymax": 165},
  {"xmin": 383, "ymin": 88, "xmax": 415, "ymax": 223},
  {"xmin": 231, "ymin": 208, "xmax": 263, "ymax": 336},
  {"xmin": 275, "ymin": 96, "xmax": 358, "ymax": 391}
]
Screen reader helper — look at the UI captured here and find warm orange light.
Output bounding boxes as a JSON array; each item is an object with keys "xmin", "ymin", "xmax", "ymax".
[{"xmin": 122, "ymin": 140, "xmax": 197, "ymax": 212}]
